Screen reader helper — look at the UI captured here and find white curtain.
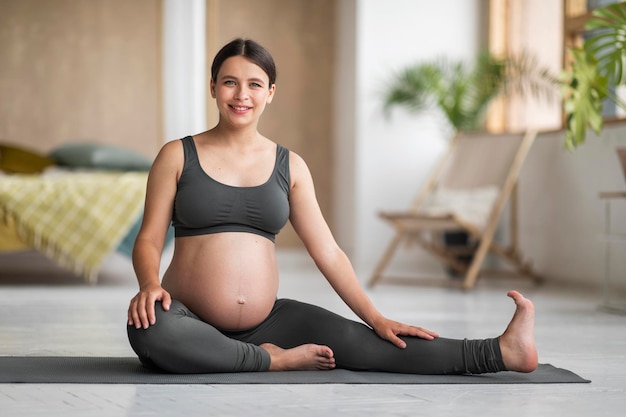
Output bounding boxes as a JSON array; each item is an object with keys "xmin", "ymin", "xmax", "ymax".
[{"xmin": 163, "ymin": 0, "xmax": 207, "ymax": 142}]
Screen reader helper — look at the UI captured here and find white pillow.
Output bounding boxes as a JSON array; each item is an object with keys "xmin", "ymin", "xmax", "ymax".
[{"xmin": 420, "ymin": 186, "xmax": 500, "ymax": 230}]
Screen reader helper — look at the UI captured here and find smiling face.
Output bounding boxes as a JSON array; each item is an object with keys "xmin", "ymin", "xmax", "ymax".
[{"xmin": 210, "ymin": 55, "xmax": 276, "ymax": 129}]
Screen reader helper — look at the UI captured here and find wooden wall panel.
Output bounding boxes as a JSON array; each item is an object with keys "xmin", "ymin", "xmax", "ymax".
[{"xmin": 0, "ymin": 0, "xmax": 162, "ymax": 158}]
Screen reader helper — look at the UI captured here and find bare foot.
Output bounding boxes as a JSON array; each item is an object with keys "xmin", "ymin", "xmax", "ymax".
[
  {"xmin": 499, "ymin": 290, "xmax": 538, "ymax": 373},
  {"xmin": 260, "ymin": 343, "xmax": 336, "ymax": 371}
]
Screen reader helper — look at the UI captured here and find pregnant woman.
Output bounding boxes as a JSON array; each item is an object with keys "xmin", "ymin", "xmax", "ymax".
[{"xmin": 126, "ymin": 38, "xmax": 538, "ymax": 375}]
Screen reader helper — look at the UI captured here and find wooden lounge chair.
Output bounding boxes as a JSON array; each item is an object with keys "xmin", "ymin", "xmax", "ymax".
[{"xmin": 368, "ymin": 130, "xmax": 540, "ymax": 290}]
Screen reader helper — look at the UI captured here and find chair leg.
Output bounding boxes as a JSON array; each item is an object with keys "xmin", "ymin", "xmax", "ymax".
[
  {"xmin": 461, "ymin": 234, "xmax": 493, "ymax": 290},
  {"xmin": 492, "ymin": 243, "xmax": 541, "ymax": 282},
  {"xmin": 368, "ymin": 234, "xmax": 404, "ymax": 288}
]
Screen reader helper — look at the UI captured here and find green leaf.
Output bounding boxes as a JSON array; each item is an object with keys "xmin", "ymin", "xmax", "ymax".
[
  {"xmin": 562, "ymin": 48, "xmax": 608, "ymax": 148},
  {"xmin": 585, "ymin": 2, "xmax": 626, "ymax": 85}
]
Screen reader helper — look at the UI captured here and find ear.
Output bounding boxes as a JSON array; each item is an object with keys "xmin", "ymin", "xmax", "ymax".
[
  {"xmin": 210, "ymin": 79, "xmax": 216, "ymax": 98},
  {"xmin": 266, "ymin": 84, "xmax": 276, "ymax": 104}
]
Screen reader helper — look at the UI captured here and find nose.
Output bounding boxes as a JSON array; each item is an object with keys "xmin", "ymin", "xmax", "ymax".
[{"xmin": 234, "ymin": 85, "xmax": 250, "ymax": 100}]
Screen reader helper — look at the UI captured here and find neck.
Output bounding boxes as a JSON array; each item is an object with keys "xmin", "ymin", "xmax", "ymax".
[{"xmin": 208, "ymin": 122, "xmax": 263, "ymax": 148}]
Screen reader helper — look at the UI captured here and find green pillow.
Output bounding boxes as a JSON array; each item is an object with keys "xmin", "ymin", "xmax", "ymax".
[
  {"xmin": 0, "ymin": 142, "xmax": 56, "ymax": 173},
  {"xmin": 49, "ymin": 143, "xmax": 153, "ymax": 171}
]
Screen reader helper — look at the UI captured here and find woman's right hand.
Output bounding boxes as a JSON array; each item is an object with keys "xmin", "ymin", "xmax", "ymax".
[{"xmin": 127, "ymin": 284, "xmax": 172, "ymax": 329}]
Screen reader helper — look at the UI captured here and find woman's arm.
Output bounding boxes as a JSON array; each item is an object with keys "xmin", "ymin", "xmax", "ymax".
[
  {"xmin": 127, "ymin": 140, "xmax": 181, "ymax": 329},
  {"xmin": 287, "ymin": 152, "xmax": 438, "ymax": 347}
]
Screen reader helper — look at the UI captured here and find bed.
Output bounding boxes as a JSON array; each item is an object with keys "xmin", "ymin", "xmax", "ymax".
[{"xmin": 0, "ymin": 142, "xmax": 170, "ymax": 283}]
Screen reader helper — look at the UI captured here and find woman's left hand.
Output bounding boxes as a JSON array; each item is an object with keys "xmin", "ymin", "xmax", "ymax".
[{"xmin": 372, "ymin": 316, "xmax": 439, "ymax": 348}]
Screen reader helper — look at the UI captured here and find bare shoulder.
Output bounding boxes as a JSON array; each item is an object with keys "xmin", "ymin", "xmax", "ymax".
[
  {"xmin": 151, "ymin": 139, "xmax": 184, "ymax": 174},
  {"xmin": 286, "ymin": 150, "xmax": 318, "ymax": 198},
  {"xmin": 156, "ymin": 139, "xmax": 184, "ymax": 162},
  {"xmin": 288, "ymin": 150, "xmax": 311, "ymax": 179}
]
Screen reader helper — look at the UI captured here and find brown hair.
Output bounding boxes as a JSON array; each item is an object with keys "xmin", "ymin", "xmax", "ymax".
[{"xmin": 211, "ymin": 38, "xmax": 277, "ymax": 87}]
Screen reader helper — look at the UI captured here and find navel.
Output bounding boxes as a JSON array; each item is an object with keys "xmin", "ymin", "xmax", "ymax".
[{"xmin": 237, "ymin": 295, "xmax": 246, "ymax": 305}]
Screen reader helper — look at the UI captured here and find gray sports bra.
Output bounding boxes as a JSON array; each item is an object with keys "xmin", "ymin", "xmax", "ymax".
[{"xmin": 172, "ymin": 136, "xmax": 290, "ymax": 242}]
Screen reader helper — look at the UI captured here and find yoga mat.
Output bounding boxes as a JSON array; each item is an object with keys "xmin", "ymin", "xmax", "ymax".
[{"xmin": 0, "ymin": 357, "xmax": 590, "ymax": 384}]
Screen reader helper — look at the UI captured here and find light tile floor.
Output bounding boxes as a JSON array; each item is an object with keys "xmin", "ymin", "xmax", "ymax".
[{"xmin": 0, "ymin": 249, "xmax": 625, "ymax": 417}]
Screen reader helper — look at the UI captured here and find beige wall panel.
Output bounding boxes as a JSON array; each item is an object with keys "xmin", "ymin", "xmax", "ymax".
[
  {"xmin": 0, "ymin": 0, "xmax": 162, "ymax": 158},
  {"xmin": 209, "ymin": 0, "xmax": 336, "ymax": 247}
]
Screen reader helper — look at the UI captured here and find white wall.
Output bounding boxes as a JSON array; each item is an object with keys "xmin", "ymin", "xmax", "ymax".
[
  {"xmin": 335, "ymin": 0, "xmax": 485, "ymax": 277},
  {"xmin": 519, "ymin": 125, "xmax": 626, "ymax": 289}
]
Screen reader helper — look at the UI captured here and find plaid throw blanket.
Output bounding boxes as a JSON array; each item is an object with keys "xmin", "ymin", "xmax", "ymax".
[{"xmin": 0, "ymin": 171, "xmax": 148, "ymax": 283}]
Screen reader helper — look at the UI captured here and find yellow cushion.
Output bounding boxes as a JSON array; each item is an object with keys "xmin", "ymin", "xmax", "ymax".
[{"xmin": 0, "ymin": 142, "xmax": 55, "ymax": 174}]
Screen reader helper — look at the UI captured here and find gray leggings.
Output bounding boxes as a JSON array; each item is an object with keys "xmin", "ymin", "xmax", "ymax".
[{"xmin": 127, "ymin": 298, "xmax": 506, "ymax": 374}]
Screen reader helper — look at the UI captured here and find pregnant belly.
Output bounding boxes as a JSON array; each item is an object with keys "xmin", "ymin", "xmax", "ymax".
[
  {"xmin": 182, "ymin": 286, "xmax": 277, "ymax": 331},
  {"xmin": 162, "ymin": 233, "xmax": 280, "ymax": 330}
]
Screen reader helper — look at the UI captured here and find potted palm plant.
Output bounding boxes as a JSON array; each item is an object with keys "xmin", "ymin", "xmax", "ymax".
[
  {"xmin": 382, "ymin": 52, "xmax": 558, "ymax": 275},
  {"xmin": 382, "ymin": 51, "xmax": 558, "ymax": 131}
]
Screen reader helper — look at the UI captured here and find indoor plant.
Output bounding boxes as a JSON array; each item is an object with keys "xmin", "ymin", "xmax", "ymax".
[
  {"xmin": 562, "ymin": 2, "xmax": 626, "ymax": 180},
  {"xmin": 562, "ymin": 2, "xmax": 626, "ymax": 149},
  {"xmin": 382, "ymin": 51, "xmax": 558, "ymax": 132}
]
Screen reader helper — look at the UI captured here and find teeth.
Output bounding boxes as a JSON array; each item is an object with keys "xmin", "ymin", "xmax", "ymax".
[{"xmin": 232, "ymin": 106, "xmax": 249, "ymax": 110}]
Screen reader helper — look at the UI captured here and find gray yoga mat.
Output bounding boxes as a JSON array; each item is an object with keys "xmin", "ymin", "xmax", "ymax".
[{"xmin": 0, "ymin": 356, "xmax": 590, "ymax": 384}]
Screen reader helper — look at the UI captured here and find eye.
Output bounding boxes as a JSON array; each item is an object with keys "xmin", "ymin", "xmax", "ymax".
[
  {"xmin": 250, "ymin": 82, "xmax": 262, "ymax": 88},
  {"xmin": 224, "ymin": 80, "xmax": 236, "ymax": 86}
]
